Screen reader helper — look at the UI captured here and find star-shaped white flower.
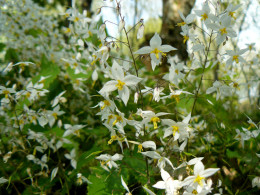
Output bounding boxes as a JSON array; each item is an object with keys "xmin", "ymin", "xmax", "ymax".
[
  {"xmin": 99, "ymin": 61, "xmax": 142, "ymax": 105},
  {"xmin": 153, "ymin": 168, "xmax": 181, "ymax": 195},
  {"xmin": 182, "ymin": 161, "xmax": 219, "ymax": 193},
  {"xmin": 134, "ymin": 33, "xmax": 176, "ymax": 70}
]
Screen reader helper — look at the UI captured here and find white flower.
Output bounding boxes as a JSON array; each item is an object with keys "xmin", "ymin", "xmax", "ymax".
[
  {"xmin": 134, "ymin": 33, "xmax": 176, "ymax": 70},
  {"xmin": 65, "ymin": 149, "xmax": 77, "ymax": 169},
  {"xmin": 168, "ymin": 62, "xmax": 185, "ymax": 86},
  {"xmin": 153, "ymin": 87, "xmax": 164, "ymax": 102},
  {"xmin": 207, "ymin": 15, "xmax": 236, "ymax": 45},
  {"xmin": 194, "ymin": 1, "xmax": 216, "ymax": 24},
  {"xmin": 52, "ymin": 91, "xmax": 66, "ymax": 107},
  {"xmin": 226, "ymin": 48, "xmax": 248, "ymax": 67},
  {"xmin": 153, "ymin": 169, "xmax": 181, "ymax": 195},
  {"xmin": 182, "ymin": 161, "xmax": 219, "ymax": 193},
  {"xmin": 96, "ymin": 153, "xmax": 123, "ymax": 171},
  {"xmin": 252, "ymin": 177, "xmax": 260, "ymax": 188},
  {"xmin": 225, "ymin": 3, "xmax": 241, "ymax": 20},
  {"xmin": 177, "ymin": 11, "xmax": 195, "ymax": 26},
  {"xmin": 206, "ymin": 81, "xmax": 231, "ymax": 100},
  {"xmin": 0, "ymin": 86, "xmax": 16, "ymax": 99},
  {"xmin": 139, "ymin": 110, "xmax": 169, "ymax": 130},
  {"xmin": 99, "ymin": 61, "xmax": 142, "ymax": 105}
]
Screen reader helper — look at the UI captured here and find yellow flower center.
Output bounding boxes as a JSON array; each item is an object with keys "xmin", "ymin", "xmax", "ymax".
[
  {"xmin": 248, "ymin": 123, "xmax": 255, "ymax": 130},
  {"xmin": 108, "ymin": 135, "xmax": 117, "ymax": 144},
  {"xmin": 192, "ymin": 189, "xmax": 198, "ymax": 194},
  {"xmin": 3, "ymin": 90, "xmax": 10, "ymax": 99},
  {"xmin": 233, "ymin": 82, "xmax": 239, "ymax": 89},
  {"xmin": 201, "ymin": 13, "xmax": 208, "ymax": 21},
  {"xmin": 220, "ymin": 28, "xmax": 227, "ymax": 35},
  {"xmin": 232, "ymin": 55, "xmax": 239, "ymax": 63},
  {"xmin": 52, "ymin": 113, "xmax": 58, "ymax": 120},
  {"xmin": 101, "ymin": 100, "xmax": 111, "ymax": 110},
  {"xmin": 177, "ymin": 21, "xmax": 186, "ymax": 26},
  {"xmin": 112, "ymin": 115, "xmax": 123, "ymax": 126},
  {"xmin": 151, "ymin": 117, "xmax": 160, "ymax": 129},
  {"xmin": 151, "ymin": 48, "xmax": 164, "ymax": 59},
  {"xmin": 30, "ymin": 116, "xmax": 37, "ymax": 123},
  {"xmin": 65, "ymin": 28, "xmax": 71, "ymax": 34},
  {"xmin": 183, "ymin": 35, "xmax": 189, "ymax": 44},
  {"xmin": 75, "ymin": 129, "xmax": 80, "ymax": 137},
  {"xmin": 19, "ymin": 119, "xmax": 24, "ymax": 125},
  {"xmin": 172, "ymin": 125, "xmax": 179, "ymax": 136},
  {"xmin": 116, "ymin": 80, "xmax": 125, "ymax": 90},
  {"xmin": 107, "ymin": 115, "xmax": 114, "ymax": 124},
  {"xmin": 26, "ymin": 92, "xmax": 31, "ymax": 98},
  {"xmin": 74, "ymin": 17, "xmax": 79, "ymax": 22},
  {"xmin": 194, "ymin": 175, "xmax": 205, "ymax": 186},
  {"xmin": 229, "ymin": 11, "xmax": 236, "ymax": 19},
  {"xmin": 138, "ymin": 144, "xmax": 143, "ymax": 153}
]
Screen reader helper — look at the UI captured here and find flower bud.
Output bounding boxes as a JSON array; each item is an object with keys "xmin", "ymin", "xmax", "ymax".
[
  {"xmin": 137, "ymin": 24, "xmax": 144, "ymax": 39},
  {"xmin": 96, "ymin": 8, "xmax": 101, "ymax": 15},
  {"xmin": 134, "ymin": 92, "xmax": 139, "ymax": 104},
  {"xmin": 118, "ymin": 18, "xmax": 125, "ymax": 32}
]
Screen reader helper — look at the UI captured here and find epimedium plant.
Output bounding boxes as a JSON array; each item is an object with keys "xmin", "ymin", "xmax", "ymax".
[{"xmin": 0, "ymin": 0, "xmax": 259, "ymax": 194}]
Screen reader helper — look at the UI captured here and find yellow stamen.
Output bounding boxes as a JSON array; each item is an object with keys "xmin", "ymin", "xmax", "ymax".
[
  {"xmin": 177, "ymin": 21, "xmax": 186, "ymax": 26},
  {"xmin": 101, "ymin": 100, "xmax": 111, "ymax": 110},
  {"xmin": 3, "ymin": 90, "xmax": 10, "ymax": 99},
  {"xmin": 107, "ymin": 115, "xmax": 114, "ymax": 124},
  {"xmin": 65, "ymin": 28, "xmax": 71, "ymax": 34},
  {"xmin": 229, "ymin": 11, "xmax": 236, "ymax": 19},
  {"xmin": 52, "ymin": 113, "xmax": 58, "ymax": 120},
  {"xmin": 233, "ymin": 82, "xmax": 239, "ymax": 88},
  {"xmin": 137, "ymin": 144, "xmax": 143, "ymax": 153},
  {"xmin": 108, "ymin": 135, "xmax": 117, "ymax": 144},
  {"xmin": 192, "ymin": 189, "xmax": 198, "ymax": 194},
  {"xmin": 30, "ymin": 116, "xmax": 37, "ymax": 123},
  {"xmin": 248, "ymin": 123, "xmax": 255, "ymax": 130},
  {"xmin": 172, "ymin": 126, "xmax": 179, "ymax": 136},
  {"xmin": 220, "ymin": 28, "xmax": 227, "ymax": 35},
  {"xmin": 151, "ymin": 48, "xmax": 164, "ymax": 60},
  {"xmin": 75, "ymin": 129, "xmax": 80, "ymax": 137},
  {"xmin": 116, "ymin": 80, "xmax": 125, "ymax": 90},
  {"xmin": 201, "ymin": 13, "xmax": 208, "ymax": 21},
  {"xmin": 19, "ymin": 119, "xmax": 24, "ymax": 125},
  {"xmin": 194, "ymin": 175, "xmax": 205, "ymax": 186},
  {"xmin": 183, "ymin": 35, "xmax": 189, "ymax": 44},
  {"xmin": 232, "ymin": 55, "xmax": 239, "ymax": 63},
  {"xmin": 150, "ymin": 117, "xmax": 160, "ymax": 129},
  {"xmin": 74, "ymin": 17, "xmax": 79, "ymax": 22},
  {"xmin": 112, "ymin": 115, "xmax": 123, "ymax": 126}
]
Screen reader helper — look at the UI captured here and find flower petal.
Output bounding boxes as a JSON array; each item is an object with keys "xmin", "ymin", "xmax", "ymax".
[
  {"xmin": 152, "ymin": 181, "xmax": 166, "ymax": 189},
  {"xmin": 194, "ymin": 161, "xmax": 204, "ymax": 175},
  {"xmin": 124, "ymin": 75, "xmax": 142, "ymax": 86},
  {"xmin": 134, "ymin": 46, "xmax": 152, "ymax": 54},
  {"xmin": 150, "ymin": 33, "xmax": 162, "ymax": 48},
  {"xmin": 159, "ymin": 45, "xmax": 177, "ymax": 52}
]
